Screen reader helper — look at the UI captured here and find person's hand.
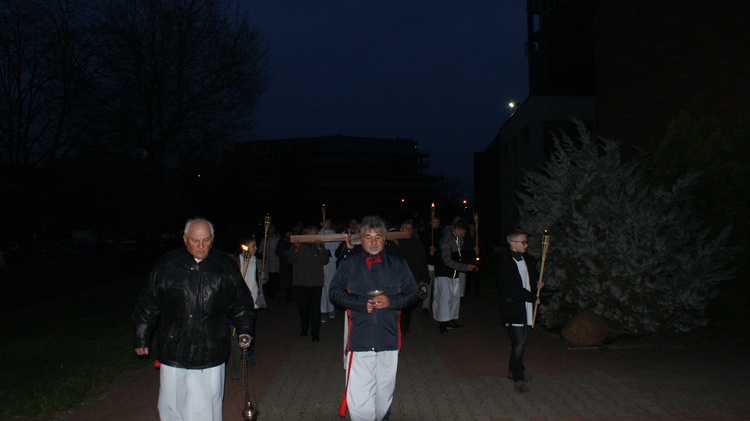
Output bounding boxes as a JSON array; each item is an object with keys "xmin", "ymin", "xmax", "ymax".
[
  {"xmin": 537, "ymin": 280, "xmax": 544, "ymax": 290},
  {"xmin": 368, "ymin": 295, "xmax": 390, "ymax": 311},
  {"xmin": 135, "ymin": 347, "xmax": 149, "ymax": 356},
  {"xmin": 467, "ymin": 264, "xmax": 478, "ymax": 272},
  {"xmin": 474, "ymin": 246, "xmax": 480, "ymax": 255},
  {"xmin": 535, "ymin": 298, "xmax": 541, "ymax": 306},
  {"xmin": 429, "ymin": 245, "xmax": 436, "ymax": 256},
  {"xmin": 345, "ymin": 232, "xmax": 354, "ymax": 250},
  {"xmin": 238, "ymin": 334, "xmax": 253, "ymax": 348}
]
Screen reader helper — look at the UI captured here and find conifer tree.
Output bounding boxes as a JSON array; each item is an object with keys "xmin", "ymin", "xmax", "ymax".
[{"xmin": 518, "ymin": 122, "xmax": 737, "ymax": 334}]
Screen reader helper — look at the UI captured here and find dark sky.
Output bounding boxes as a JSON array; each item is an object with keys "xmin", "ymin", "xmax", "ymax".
[{"xmin": 247, "ymin": 1, "xmax": 529, "ymax": 190}]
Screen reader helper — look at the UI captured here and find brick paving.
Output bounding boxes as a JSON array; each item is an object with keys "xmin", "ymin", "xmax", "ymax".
[{"xmin": 65, "ymin": 293, "xmax": 750, "ymax": 420}]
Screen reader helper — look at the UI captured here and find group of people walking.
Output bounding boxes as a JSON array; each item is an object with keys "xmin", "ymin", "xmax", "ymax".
[{"xmin": 132, "ymin": 214, "xmax": 544, "ymax": 420}]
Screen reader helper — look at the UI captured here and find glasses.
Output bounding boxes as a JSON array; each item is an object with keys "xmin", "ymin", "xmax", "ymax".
[{"xmin": 510, "ymin": 240, "xmax": 528, "ymax": 245}]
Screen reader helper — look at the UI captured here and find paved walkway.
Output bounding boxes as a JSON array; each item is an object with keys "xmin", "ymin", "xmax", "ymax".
[{"xmin": 65, "ymin": 293, "xmax": 750, "ymax": 420}]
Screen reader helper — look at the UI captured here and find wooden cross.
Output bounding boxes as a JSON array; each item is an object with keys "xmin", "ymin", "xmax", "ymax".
[{"xmin": 290, "ymin": 231, "xmax": 410, "ymax": 245}]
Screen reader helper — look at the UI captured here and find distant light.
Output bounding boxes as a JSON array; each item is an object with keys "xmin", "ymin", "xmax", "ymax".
[
  {"xmin": 401, "ymin": 198, "xmax": 405, "ymax": 203},
  {"xmin": 508, "ymin": 101, "xmax": 516, "ymax": 109}
]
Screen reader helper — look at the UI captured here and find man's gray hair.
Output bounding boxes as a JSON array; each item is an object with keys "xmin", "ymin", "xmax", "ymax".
[
  {"xmin": 360, "ymin": 215, "xmax": 387, "ymax": 236},
  {"xmin": 184, "ymin": 218, "xmax": 215, "ymax": 238}
]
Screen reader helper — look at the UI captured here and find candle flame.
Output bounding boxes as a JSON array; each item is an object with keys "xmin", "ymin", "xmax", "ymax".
[{"xmin": 241, "ymin": 244, "xmax": 248, "ymax": 252}]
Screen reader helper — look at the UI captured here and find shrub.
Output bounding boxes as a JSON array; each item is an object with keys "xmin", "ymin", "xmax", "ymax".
[{"xmin": 517, "ymin": 122, "xmax": 738, "ymax": 335}]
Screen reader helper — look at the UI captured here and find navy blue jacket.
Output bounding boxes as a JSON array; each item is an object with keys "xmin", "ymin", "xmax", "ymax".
[{"xmin": 329, "ymin": 250, "xmax": 419, "ymax": 352}]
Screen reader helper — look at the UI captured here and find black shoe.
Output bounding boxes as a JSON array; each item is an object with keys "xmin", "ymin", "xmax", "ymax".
[
  {"xmin": 438, "ymin": 322, "xmax": 448, "ymax": 333},
  {"xmin": 300, "ymin": 330, "xmax": 308, "ymax": 337},
  {"xmin": 507, "ymin": 370, "xmax": 532, "ymax": 381},
  {"xmin": 447, "ymin": 320, "xmax": 463, "ymax": 329},
  {"xmin": 312, "ymin": 336, "xmax": 320, "ymax": 342}
]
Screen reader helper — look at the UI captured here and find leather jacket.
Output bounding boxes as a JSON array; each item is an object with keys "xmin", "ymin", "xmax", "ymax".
[{"xmin": 133, "ymin": 248, "xmax": 255, "ymax": 369}]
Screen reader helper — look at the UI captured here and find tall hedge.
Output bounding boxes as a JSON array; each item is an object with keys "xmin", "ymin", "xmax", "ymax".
[{"xmin": 517, "ymin": 122, "xmax": 738, "ymax": 334}]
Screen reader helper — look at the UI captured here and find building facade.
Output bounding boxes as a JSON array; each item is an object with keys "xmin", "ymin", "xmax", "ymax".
[
  {"xmin": 475, "ymin": 0, "xmax": 749, "ymax": 246},
  {"xmin": 229, "ymin": 135, "xmax": 441, "ymax": 229}
]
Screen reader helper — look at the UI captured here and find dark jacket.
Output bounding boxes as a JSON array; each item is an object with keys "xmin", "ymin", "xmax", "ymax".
[
  {"xmin": 421, "ymin": 225, "xmax": 442, "ymax": 267},
  {"xmin": 497, "ymin": 251, "xmax": 540, "ymax": 325},
  {"xmin": 392, "ymin": 235, "xmax": 430, "ymax": 284},
  {"xmin": 329, "ymin": 250, "xmax": 419, "ymax": 352},
  {"xmin": 132, "ymin": 248, "xmax": 255, "ymax": 369},
  {"xmin": 434, "ymin": 229, "xmax": 471, "ymax": 278},
  {"xmin": 288, "ymin": 242, "xmax": 329, "ymax": 287}
]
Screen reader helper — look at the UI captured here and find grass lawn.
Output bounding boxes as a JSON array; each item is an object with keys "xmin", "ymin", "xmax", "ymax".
[{"xmin": 0, "ymin": 250, "xmax": 161, "ymax": 420}]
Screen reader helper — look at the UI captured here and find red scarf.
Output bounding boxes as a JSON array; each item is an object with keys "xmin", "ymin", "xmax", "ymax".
[{"xmin": 365, "ymin": 254, "xmax": 382, "ymax": 270}]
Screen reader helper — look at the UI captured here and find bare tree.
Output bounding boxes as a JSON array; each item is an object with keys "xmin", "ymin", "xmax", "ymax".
[
  {"xmin": 0, "ymin": 0, "xmax": 99, "ymax": 169},
  {"xmin": 94, "ymin": 0, "xmax": 270, "ymax": 180}
]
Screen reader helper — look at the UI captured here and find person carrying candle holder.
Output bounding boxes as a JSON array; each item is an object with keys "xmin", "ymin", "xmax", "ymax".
[
  {"xmin": 497, "ymin": 228, "xmax": 544, "ymax": 393},
  {"xmin": 329, "ymin": 215, "xmax": 419, "ymax": 421},
  {"xmin": 432, "ymin": 219, "xmax": 478, "ymax": 333},
  {"xmin": 132, "ymin": 218, "xmax": 255, "ymax": 420}
]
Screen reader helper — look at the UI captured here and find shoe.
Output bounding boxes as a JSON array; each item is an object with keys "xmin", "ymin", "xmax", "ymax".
[
  {"xmin": 321, "ymin": 315, "xmax": 327, "ymax": 323},
  {"xmin": 231, "ymin": 371, "xmax": 240, "ymax": 381},
  {"xmin": 507, "ymin": 370, "xmax": 532, "ymax": 381},
  {"xmin": 514, "ymin": 380, "xmax": 530, "ymax": 393},
  {"xmin": 329, "ymin": 312, "xmax": 336, "ymax": 319},
  {"xmin": 312, "ymin": 336, "xmax": 320, "ymax": 342},
  {"xmin": 447, "ymin": 320, "xmax": 463, "ymax": 329},
  {"xmin": 438, "ymin": 322, "xmax": 448, "ymax": 333},
  {"xmin": 300, "ymin": 330, "xmax": 308, "ymax": 336}
]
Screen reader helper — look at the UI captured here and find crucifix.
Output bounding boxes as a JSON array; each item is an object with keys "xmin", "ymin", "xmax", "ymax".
[{"xmin": 290, "ymin": 231, "xmax": 410, "ymax": 245}]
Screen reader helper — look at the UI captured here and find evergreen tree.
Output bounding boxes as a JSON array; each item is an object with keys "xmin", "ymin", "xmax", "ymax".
[{"xmin": 518, "ymin": 122, "xmax": 738, "ymax": 334}]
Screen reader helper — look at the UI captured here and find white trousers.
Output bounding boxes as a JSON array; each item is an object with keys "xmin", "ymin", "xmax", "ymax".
[
  {"xmin": 432, "ymin": 276, "xmax": 461, "ymax": 322},
  {"xmin": 158, "ymin": 363, "xmax": 225, "ymax": 421},
  {"xmin": 346, "ymin": 350, "xmax": 398, "ymax": 421},
  {"xmin": 321, "ymin": 259, "xmax": 337, "ymax": 313}
]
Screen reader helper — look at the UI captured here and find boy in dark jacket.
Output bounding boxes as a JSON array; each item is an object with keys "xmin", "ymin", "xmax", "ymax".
[{"xmin": 497, "ymin": 228, "xmax": 544, "ymax": 393}]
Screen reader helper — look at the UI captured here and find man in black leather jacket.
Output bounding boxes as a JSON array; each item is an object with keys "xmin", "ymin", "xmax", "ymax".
[{"xmin": 133, "ymin": 218, "xmax": 255, "ymax": 420}]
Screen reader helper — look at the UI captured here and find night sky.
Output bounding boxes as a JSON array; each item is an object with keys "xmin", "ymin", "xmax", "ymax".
[{"xmin": 247, "ymin": 1, "xmax": 529, "ymax": 190}]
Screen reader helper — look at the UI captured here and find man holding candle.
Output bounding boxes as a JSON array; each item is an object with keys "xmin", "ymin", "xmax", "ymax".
[
  {"xmin": 329, "ymin": 215, "xmax": 419, "ymax": 421},
  {"xmin": 433, "ymin": 219, "xmax": 478, "ymax": 333},
  {"xmin": 132, "ymin": 218, "xmax": 255, "ymax": 420}
]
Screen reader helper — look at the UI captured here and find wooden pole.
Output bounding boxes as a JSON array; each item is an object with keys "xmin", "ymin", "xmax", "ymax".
[
  {"xmin": 321, "ymin": 204, "xmax": 326, "ymax": 231},
  {"xmin": 472, "ymin": 211, "xmax": 479, "ymax": 263},
  {"xmin": 261, "ymin": 214, "xmax": 270, "ymax": 272},
  {"xmin": 430, "ymin": 202, "xmax": 435, "ymax": 246},
  {"xmin": 531, "ymin": 229, "xmax": 550, "ymax": 328}
]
